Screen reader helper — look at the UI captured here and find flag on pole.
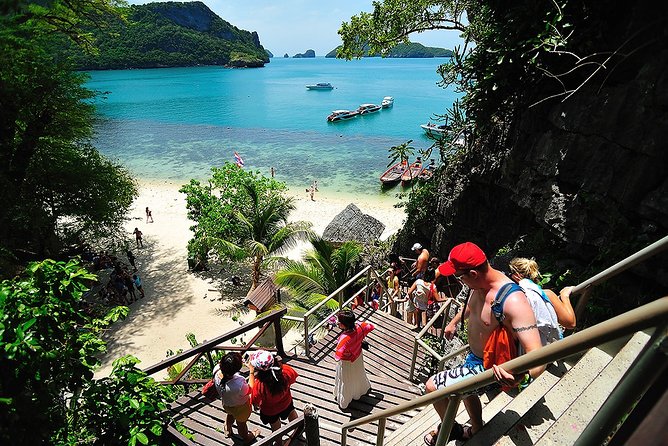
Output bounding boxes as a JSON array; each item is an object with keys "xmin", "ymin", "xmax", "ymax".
[{"xmin": 233, "ymin": 151, "xmax": 244, "ymax": 168}]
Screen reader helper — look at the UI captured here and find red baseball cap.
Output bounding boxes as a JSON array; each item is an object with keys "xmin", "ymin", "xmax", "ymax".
[{"xmin": 437, "ymin": 242, "xmax": 487, "ymax": 276}]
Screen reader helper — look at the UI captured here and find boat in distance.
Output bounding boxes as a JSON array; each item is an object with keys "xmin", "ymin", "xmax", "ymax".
[
  {"xmin": 357, "ymin": 103, "xmax": 382, "ymax": 114},
  {"xmin": 380, "ymin": 160, "xmax": 409, "ymax": 186},
  {"xmin": 401, "ymin": 158, "xmax": 423, "ymax": 185},
  {"xmin": 421, "ymin": 122, "xmax": 448, "ymax": 138},
  {"xmin": 327, "ymin": 109, "xmax": 360, "ymax": 122},
  {"xmin": 306, "ymin": 82, "xmax": 334, "ymax": 90},
  {"xmin": 381, "ymin": 96, "xmax": 394, "ymax": 108}
]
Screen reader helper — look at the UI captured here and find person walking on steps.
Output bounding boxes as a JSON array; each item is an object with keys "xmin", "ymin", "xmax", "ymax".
[{"xmin": 333, "ymin": 310, "xmax": 374, "ymax": 409}]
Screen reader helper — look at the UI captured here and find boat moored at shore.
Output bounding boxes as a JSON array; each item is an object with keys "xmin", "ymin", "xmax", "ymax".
[
  {"xmin": 380, "ymin": 160, "xmax": 408, "ymax": 186},
  {"xmin": 401, "ymin": 158, "xmax": 423, "ymax": 185},
  {"xmin": 327, "ymin": 109, "xmax": 360, "ymax": 122},
  {"xmin": 306, "ymin": 82, "xmax": 334, "ymax": 90}
]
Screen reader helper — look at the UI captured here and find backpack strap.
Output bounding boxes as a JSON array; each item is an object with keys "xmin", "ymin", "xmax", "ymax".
[{"xmin": 491, "ymin": 283, "xmax": 523, "ymax": 323}]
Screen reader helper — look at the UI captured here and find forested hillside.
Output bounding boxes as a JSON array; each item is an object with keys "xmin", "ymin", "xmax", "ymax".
[
  {"xmin": 326, "ymin": 41, "xmax": 453, "ymax": 58},
  {"xmin": 66, "ymin": 1, "xmax": 269, "ymax": 69}
]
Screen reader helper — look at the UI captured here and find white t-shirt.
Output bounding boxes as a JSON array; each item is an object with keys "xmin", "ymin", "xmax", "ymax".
[
  {"xmin": 519, "ymin": 278, "xmax": 562, "ymax": 346},
  {"xmin": 412, "ymin": 279, "xmax": 431, "ymax": 311},
  {"xmin": 213, "ymin": 367, "xmax": 250, "ymax": 407}
]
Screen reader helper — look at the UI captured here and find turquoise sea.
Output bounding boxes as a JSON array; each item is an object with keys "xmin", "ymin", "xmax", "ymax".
[{"xmin": 87, "ymin": 57, "xmax": 457, "ymax": 196}]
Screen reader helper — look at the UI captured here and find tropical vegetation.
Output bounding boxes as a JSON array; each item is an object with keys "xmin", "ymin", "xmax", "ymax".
[
  {"xmin": 275, "ymin": 237, "xmax": 363, "ymax": 326},
  {"xmin": 1, "ymin": 0, "xmax": 137, "ymax": 272},
  {"xmin": 0, "ymin": 259, "xmax": 181, "ymax": 445},
  {"xmin": 62, "ymin": 1, "xmax": 270, "ymax": 69},
  {"xmin": 180, "ymin": 164, "xmax": 312, "ymax": 290}
]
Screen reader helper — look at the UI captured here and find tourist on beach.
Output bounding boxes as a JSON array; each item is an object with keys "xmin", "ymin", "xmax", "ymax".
[
  {"xmin": 509, "ymin": 257, "xmax": 576, "ymax": 332},
  {"xmin": 333, "ymin": 310, "xmax": 374, "ymax": 409},
  {"xmin": 133, "ymin": 227, "xmax": 143, "ymax": 248},
  {"xmin": 213, "ymin": 353, "xmax": 259, "ymax": 445},
  {"xmin": 145, "ymin": 207, "xmax": 154, "ymax": 223},
  {"xmin": 133, "ymin": 274, "xmax": 145, "ymax": 298},
  {"xmin": 411, "ymin": 243, "xmax": 430, "ymax": 281},
  {"xmin": 270, "ymin": 166, "xmax": 275, "ymax": 178},
  {"xmin": 126, "ymin": 250, "xmax": 136, "ymax": 270},
  {"xmin": 423, "ymin": 242, "xmax": 544, "ymax": 444},
  {"xmin": 308, "ymin": 185, "xmax": 315, "ymax": 201},
  {"xmin": 123, "ymin": 272, "xmax": 136, "ymax": 302},
  {"xmin": 248, "ymin": 351, "xmax": 298, "ymax": 446}
]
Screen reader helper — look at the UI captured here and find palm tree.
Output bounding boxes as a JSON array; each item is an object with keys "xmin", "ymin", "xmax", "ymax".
[
  {"xmin": 225, "ymin": 181, "xmax": 313, "ymax": 290},
  {"xmin": 274, "ymin": 237, "xmax": 363, "ymax": 324}
]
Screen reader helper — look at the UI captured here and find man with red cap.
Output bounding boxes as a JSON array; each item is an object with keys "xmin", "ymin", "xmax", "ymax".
[{"xmin": 422, "ymin": 242, "xmax": 544, "ymax": 445}]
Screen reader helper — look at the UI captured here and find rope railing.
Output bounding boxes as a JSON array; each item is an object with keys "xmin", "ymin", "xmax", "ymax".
[{"xmin": 341, "ymin": 296, "xmax": 668, "ymax": 446}]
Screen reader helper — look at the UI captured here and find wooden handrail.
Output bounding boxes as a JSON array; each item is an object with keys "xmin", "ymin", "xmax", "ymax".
[
  {"xmin": 341, "ymin": 296, "xmax": 668, "ymax": 445},
  {"xmin": 143, "ymin": 308, "xmax": 287, "ymax": 376}
]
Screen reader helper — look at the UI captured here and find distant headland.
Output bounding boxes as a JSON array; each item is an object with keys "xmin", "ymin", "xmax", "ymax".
[
  {"xmin": 326, "ymin": 42, "xmax": 453, "ymax": 58},
  {"xmin": 64, "ymin": 1, "xmax": 270, "ymax": 70}
]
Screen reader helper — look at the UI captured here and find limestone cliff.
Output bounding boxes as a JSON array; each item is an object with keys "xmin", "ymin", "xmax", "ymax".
[{"xmin": 398, "ymin": 1, "xmax": 667, "ymax": 321}]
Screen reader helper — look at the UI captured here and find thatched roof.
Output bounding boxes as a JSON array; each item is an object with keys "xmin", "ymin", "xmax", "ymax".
[
  {"xmin": 244, "ymin": 277, "xmax": 279, "ymax": 313},
  {"xmin": 322, "ymin": 203, "xmax": 386, "ymax": 245}
]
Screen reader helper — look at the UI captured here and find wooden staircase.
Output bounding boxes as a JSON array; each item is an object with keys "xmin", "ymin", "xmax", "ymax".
[
  {"xmin": 383, "ymin": 330, "xmax": 654, "ymax": 445},
  {"xmin": 168, "ymin": 305, "xmax": 429, "ymax": 446}
]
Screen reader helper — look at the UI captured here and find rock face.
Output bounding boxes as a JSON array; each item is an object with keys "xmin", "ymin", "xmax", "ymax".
[
  {"xmin": 399, "ymin": 2, "xmax": 668, "ymax": 311},
  {"xmin": 293, "ymin": 49, "xmax": 316, "ymax": 58}
]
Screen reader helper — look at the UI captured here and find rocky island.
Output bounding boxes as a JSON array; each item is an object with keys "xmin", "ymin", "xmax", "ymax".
[
  {"xmin": 293, "ymin": 49, "xmax": 316, "ymax": 58},
  {"xmin": 65, "ymin": 1, "xmax": 270, "ymax": 69},
  {"xmin": 326, "ymin": 42, "xmax": 453, "ymax": 58}
]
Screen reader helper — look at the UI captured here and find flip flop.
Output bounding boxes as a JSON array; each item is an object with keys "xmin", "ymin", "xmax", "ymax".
[
  {"xmin": 243, "ymin": 429, "xmax": 260, "ymax": 445},
  {"xmin": 449, "ymin": 422, "xmax": 474, "ymax": 441},
  {"xmin": 423, "ymin": 423, "xmax": 441, "ymax": 446}
]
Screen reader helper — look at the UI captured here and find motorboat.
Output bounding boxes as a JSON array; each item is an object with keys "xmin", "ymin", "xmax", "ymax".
[
  {"xmin": 380, "ymin": 160, "xmax": 408, "ymax": 186},
  {"xmin": 418, "ymin": 160, "xmax": 436, "ymax": 181},
  {"xmin": 401, "ymin": 158, "xmax": 423, "ymax": 185},
  {"xmin": 381, "ymin": 96, "xmax": 394, "ymax": 108},
  {"xmin": 357, "ymin": 103, "xmax": 382, "ymax": 114},
  {"xmin": 421, "ymin": 122, "xmax": 448, "ymax": 138},
  {"xmin": 306, "ymin": 82, "xmax": 334, "ymax": 90},
  {"xmin": 327, "ymin": 109, "xmax": 359, "ymax": 122}
]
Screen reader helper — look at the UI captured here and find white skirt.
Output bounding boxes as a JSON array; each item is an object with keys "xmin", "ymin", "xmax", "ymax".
[{"xmin": 334, "ymin": 353, "xmax": 371, "ymax": 409}]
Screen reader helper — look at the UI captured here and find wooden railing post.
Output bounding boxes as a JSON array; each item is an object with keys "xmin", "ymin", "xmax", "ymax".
[
  {"xmin": 365, "ymin": 268, "xmax": 371, "ymax": 304},
  {"xmin": 274, "ymin": 315, "xmax": 286, "ymax": 358},
  {"xmin": 303, "ymin": 403, "xmax": 320, "ymax": 446}
]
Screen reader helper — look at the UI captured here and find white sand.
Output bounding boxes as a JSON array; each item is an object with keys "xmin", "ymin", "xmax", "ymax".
[{"xmin": 96, "ymin": 180, "xmax": 405, "ymax": 377}]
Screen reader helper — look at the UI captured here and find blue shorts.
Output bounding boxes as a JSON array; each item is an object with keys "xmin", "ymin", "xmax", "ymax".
[{"xmin": 433, "ymin": 352, "xmax": 485, "ymax": 389}]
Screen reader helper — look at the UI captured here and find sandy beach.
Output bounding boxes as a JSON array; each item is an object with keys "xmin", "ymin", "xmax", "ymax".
[{"xmin": 97, "ymin": 180, "xmax": 405, "ymax": 377}]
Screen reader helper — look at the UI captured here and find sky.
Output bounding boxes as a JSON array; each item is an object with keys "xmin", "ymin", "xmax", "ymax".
[{"xmin": 128, "ymin": 0, "xmax": 464, "ymax": 56}]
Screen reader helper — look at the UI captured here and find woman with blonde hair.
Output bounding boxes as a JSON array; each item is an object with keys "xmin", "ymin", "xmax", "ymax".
[{"xmin": 509, "ymin": 258, "xmax": 576, "ymax": 342}]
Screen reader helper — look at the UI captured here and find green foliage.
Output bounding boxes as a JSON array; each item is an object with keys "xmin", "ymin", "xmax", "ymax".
[
  {"xmin": 180, "ymin": 163, "xmax": 312, "ymax": 289},
  {"xmin": 275, "ymin": 237, "xmax": 363, "ymax": 328},
  {"xmin": 71, "ymin": 356, "xmax": 181, "ymax": 446},
  {"xmin": 0, "ymin": 0, "xmax": 138, "ymax": 262},
  {"xmin": 63, "ymin": 2, "xmax": 270, "ymax": 69},
  {"xmin": 326, "ymin": 41, "xmax": 453, "ymax": 58}
]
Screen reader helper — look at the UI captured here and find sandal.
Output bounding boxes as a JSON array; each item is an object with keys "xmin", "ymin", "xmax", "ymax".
[
  {"xmin": 449, "ymin": 422, "xmax": 474, "ymax": 441},
  {"xmin": 243, "ymin": 429, "xmax": 260, "ymax": 445},
  {"xmin": 423, "ymin": 423, "xmax": 441, "ymax": 446}
]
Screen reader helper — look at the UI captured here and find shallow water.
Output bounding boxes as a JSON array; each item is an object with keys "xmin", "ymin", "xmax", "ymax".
[{"xmin": 87, "ymin": 57, "xmax": 457, "ymax": 196}]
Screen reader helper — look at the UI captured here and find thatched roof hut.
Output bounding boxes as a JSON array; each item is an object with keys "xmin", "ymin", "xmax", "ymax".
[{"xmin": 322, "ymin": 203, "xmax": 386, "ymax": 245}]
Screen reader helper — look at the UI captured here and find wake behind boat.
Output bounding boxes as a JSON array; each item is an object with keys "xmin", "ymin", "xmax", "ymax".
[
  {"xmin": 306, "ymin": 82, "xmax": 334, "ymax": 90},
  {"xmin": 327, "ymin": 109, "xmax": 359, "ymax": 122}
]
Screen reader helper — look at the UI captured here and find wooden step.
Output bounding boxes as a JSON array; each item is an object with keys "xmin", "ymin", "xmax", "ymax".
[{"xmin": 535, "ymin": 331, "xmax": 651, "ymax": 445}]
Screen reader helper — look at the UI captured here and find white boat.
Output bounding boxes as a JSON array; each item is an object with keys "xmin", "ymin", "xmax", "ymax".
[
  {"xmin": 327, "ymin": 109, "xmax": 359, "ymax": 122},
  {"xmin": 381, "ymin": 96, "xmax": 394, "ymax": 108},
  {"xmin": 421, "ymin": 123, "xmax": 448, "ymax": 138},
  {"xmin": 306, "ymin": 82, "xmax": 334, "ymax": 90},
  {"xmin": 357, "ymin": 103, "xmax": 382, "ymax": 114}
]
